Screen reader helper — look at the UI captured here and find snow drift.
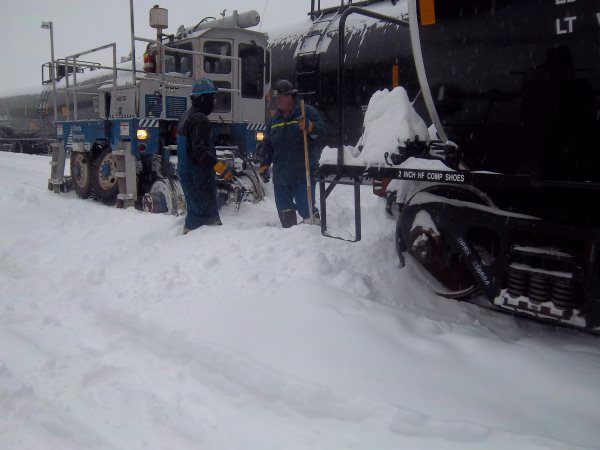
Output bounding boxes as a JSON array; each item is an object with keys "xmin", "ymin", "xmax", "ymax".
[{"xmin": 0, "ymin": 152, "xmax": 599, "ymax": 450}]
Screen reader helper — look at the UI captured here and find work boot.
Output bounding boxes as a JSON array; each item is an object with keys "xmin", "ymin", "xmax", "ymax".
[
  {"xmin": 300, "ymin": 216, "xmax": 321, "ymax": 226},
  {"xmin": 206, "ymin": 218, "xmax": 223, "ymax": 226},
  {"xmin": 278, "ymin": 209, "xmax": 297, "ymax": 228}
]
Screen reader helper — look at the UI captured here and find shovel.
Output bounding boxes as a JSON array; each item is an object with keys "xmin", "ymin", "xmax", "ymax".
[{"xmin": 300, "ymin": 99, "xmax": 318, "ymax": 225}]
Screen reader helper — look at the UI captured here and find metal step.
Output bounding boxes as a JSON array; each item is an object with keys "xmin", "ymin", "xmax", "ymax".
[{"xmin": 117, "ymin": 193, "xmax": 135, "ymax": 200}]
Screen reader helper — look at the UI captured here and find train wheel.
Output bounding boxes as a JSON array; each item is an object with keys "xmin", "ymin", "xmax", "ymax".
[
  {"xmin": 397, "ymin": 185, "xmax": 494, "ymax": 300},
  {"xmin": 237, "ymin": 170, "xmax": 264, "ymax": 203},
  {"xmin": 92, "ymin": 146, "xmax": 119, "ymax": 205},
  {"xmin": 142, "ymin": 177, "xmax": 184, "ymax": 215},
  {"xmin": 70, "ymin": 151, "xmax": 94, "ymax": 199}
]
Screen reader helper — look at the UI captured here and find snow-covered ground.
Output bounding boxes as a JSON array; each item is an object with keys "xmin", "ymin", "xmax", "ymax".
[{"xmin": 1, "ymin": 151, "xmax": 599, "ymax": 450}]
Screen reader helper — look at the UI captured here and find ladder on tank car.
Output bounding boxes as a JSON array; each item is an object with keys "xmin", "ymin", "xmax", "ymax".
[
  {"xmin": 37, "ymin": 85, "xmax": 53, "ymax": 130},
  {"xmin": 309, "ymin": 0, "xmax": 392, "ymax": 20},
  {"xmin": 299, "ymin": 0, "xmax": 393, "ymax": 94},
  {"xmin": 296, "ymin": 10, "xmax": 340, "ymax": 95}
]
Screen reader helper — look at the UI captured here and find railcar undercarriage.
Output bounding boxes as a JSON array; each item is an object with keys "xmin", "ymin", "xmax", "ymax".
[
  {"xmin": 318, "ymin": 162, "xmax": 600, "ymax": 333},
  {"xmin": 313, "ymin": 0, "xmax": 600, "ymax": 333}
]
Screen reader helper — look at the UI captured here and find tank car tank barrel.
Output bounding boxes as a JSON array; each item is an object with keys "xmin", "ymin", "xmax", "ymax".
[{"xmin": 337, "ymin": 7, "xmax": 408, "ymax": 173}]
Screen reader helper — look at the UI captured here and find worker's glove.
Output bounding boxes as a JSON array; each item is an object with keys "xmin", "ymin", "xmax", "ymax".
[
  {"xmin": 214, "ymin": 161, "xmax": 234, "ymax": 181},
  {"xmin": 298, "ymin": 117, "xmax": 313, "ymax": 134},
  {"xmin": 258, "ymin": 164, "xmax": 270, "ymax": 183}
]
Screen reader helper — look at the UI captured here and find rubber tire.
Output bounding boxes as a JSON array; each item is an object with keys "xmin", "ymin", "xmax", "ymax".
[
  {"xmin": 70, "ymin": 151, "xmax": 94, "ymax": 199},
  {"xmin": 92, "ymin": 146, "xmax": 119, "ymax": 205}
]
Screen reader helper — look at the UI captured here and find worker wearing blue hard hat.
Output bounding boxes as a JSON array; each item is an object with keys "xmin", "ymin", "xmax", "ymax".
[{"xmin": 177, "ymin": 77, "xmax": 233, "ymax": 233}]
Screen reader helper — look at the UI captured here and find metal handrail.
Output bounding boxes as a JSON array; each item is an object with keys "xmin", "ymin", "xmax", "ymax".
[
  {"xmin": 133, "ymin": 36, "xmax": 242, "ymax": 119},
  {"xmin": 57, "ymin": 5, "xmax": 246, "ymax": 122},
  {"xmin": 61, "ymin": 43, "xmax": 118, "ymax": 121}
]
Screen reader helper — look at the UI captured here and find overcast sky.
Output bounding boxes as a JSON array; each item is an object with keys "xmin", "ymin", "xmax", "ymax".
[{"xmin": 0, "ymin": 0, "xmax": 327, "ymax": 98}]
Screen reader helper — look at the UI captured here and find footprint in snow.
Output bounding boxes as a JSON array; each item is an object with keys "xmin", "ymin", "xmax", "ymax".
[{"xmin": 203, "ymin": 256, "xmax": 220, "ymax": 268}]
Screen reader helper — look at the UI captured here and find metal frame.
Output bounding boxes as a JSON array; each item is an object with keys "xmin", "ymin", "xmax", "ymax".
[
  {"xmin": 61, "ymin": 43, "xmax": 119, "ymax": 121},
  {"xmin": 336, "ymin": 7, "xmax": 408, "ymax": 168},
  {"xmin": 55, "ymin": 40, "xmax": 242, "ymax": 123},
  {"xmin": 133, "ymin": 36, "xmax": 242, "ymax": 120},
  {"xmin": 310, "ymin": 0, "xmax": 389, "ymax": 20},
  {"xmin": 41, "ymin": 21, "xmax": 58, "ymax": 122},
  {"xmin": 319, "ymin": 174, "xmax": 362, "ymax": 241},
  {"xmin": 318, "ymin": 6, "xmax": 408, "ymax": 242},
  {"xmin": 407, "ymin": 0, "xmax": 447, "ymax": 143}
]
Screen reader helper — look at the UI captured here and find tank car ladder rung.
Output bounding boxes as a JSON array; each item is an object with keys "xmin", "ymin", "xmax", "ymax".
[{"xmin": 112, "ymin": 141, "xmax": 137, "ymax": 209}]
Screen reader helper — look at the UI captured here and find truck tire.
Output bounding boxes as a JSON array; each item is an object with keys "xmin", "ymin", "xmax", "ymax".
[
  {"xmin": 70, "ymin": 151, "xmax": 94, "ymax": 199},
  {"xmin": 92, "ymin": 146, "xmax": 119, "ymax": 205}
]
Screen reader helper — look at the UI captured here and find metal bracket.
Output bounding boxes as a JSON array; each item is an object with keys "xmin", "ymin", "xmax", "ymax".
[
  {"xmin": 319, "ymin": 173, "xmax": 362, "ymax": 242},
  {"xmin": 48, "ymin": 142, "xmax": 69, "ymax": 193},
  {"xmin": 113, "ymin": 141, "xmax": 137, "ymax": 208}
]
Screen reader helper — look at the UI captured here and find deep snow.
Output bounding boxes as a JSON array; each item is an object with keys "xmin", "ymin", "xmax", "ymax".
[{"xmin": 1, "ymin": 151, "xmax": 599, "ymax": 450}]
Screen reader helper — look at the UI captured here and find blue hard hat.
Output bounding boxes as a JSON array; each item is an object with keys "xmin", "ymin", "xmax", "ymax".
[{"xmin": 191, "ymin": 78, "xmax": 217, "ymax": 96}]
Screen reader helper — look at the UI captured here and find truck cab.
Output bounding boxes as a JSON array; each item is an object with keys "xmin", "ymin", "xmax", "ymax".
[{"xmin": 47, "ymin": 5, "xmax": 270, "ymax": 212}]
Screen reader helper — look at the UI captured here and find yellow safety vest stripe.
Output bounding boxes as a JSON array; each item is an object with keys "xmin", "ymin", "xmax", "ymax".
[{"xmin": 271, "ymin": 120, "xmax": 300, "ymax": 130}]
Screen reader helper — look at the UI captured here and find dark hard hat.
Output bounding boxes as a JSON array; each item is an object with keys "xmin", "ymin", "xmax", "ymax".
[{"xmin": 273, "ymin": 79, "xmax": 297, "ymax": 96}]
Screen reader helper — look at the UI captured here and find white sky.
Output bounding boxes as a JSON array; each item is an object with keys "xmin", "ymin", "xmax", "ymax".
[{"xmin": 0, "ymin": 0, "xmax": 322, "ymax": 98}]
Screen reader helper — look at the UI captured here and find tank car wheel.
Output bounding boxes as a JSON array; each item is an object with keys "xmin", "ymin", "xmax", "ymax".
[
  {"xmin": 92, "ymin": 146, "xmax": 119, "ymax": 205},
  {"xmin": 397, "ymin": 185, "xmax": 494, "ymax": 300},
  {"xmin": 70, "ymin": 151, "xmax": 94, "ymax": 199}
]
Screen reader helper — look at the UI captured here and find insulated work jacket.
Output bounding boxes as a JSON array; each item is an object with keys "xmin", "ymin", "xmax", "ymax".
[
  {"xmin": 176, "ymin": 104, "xmax": 220, "ymax": 229},
  {"xmin": 262, "ymin": 101, "xmax": 326, "ymax": 185},
  {"xmin": 177, "ymin": 106, "xmax": 217, "ymax": 174}
]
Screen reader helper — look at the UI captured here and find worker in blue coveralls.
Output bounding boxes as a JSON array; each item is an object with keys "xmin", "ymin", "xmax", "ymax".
[
  {"xmin": 259, "ymin": 80, "xmax": 326, "ymax": 227},
  {"xmin": 177, "ymin": 78, "xmax": 234, "ymax": 234}
]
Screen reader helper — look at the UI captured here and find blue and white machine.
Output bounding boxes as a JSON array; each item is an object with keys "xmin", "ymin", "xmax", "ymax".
[{"xmin": 47, "ymin": 3, "xmax": 270, "ymax": 214}]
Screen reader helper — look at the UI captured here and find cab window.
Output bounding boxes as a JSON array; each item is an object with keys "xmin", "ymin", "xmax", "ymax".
[
  {"xmin": 204, "ymin": 41, "xmax": 232, "ymax": 74},
  {"xmin": 265, "ymin": 50, "xmax": 271, "ymax": 84},
  {"xmin": 164, "ymin": 42, "xmax": 193, "ymax": 76},
  {"xmin": 213, "ymin": 81, "xmax": 231, "ymax": 113},
  {"xmin": 239, "ymin": 43, "xmax": 265, "ymax": 99}
]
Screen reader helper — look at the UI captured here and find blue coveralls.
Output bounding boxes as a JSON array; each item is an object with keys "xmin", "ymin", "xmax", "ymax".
[
  {"xmin": 177, "ymin": 106, "xmax": 220, "ymax": 230},
  {"xmin": 261, "ymin": 100, "xmax": 326, "ymax": 219}
]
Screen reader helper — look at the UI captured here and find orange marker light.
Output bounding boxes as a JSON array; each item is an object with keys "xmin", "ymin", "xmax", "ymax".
[{"xmin": 419, "ymin": 0, "xmax": 436, "ymax": 25}]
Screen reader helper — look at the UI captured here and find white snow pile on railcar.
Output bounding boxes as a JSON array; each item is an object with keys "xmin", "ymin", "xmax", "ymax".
[
  {"xmin": 320, "ymin": 86, "xmax": 444, "ymax": 170},
  {"xmin": 1, "ymin": 151, "xmax": 599, "ymax": 450}
]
